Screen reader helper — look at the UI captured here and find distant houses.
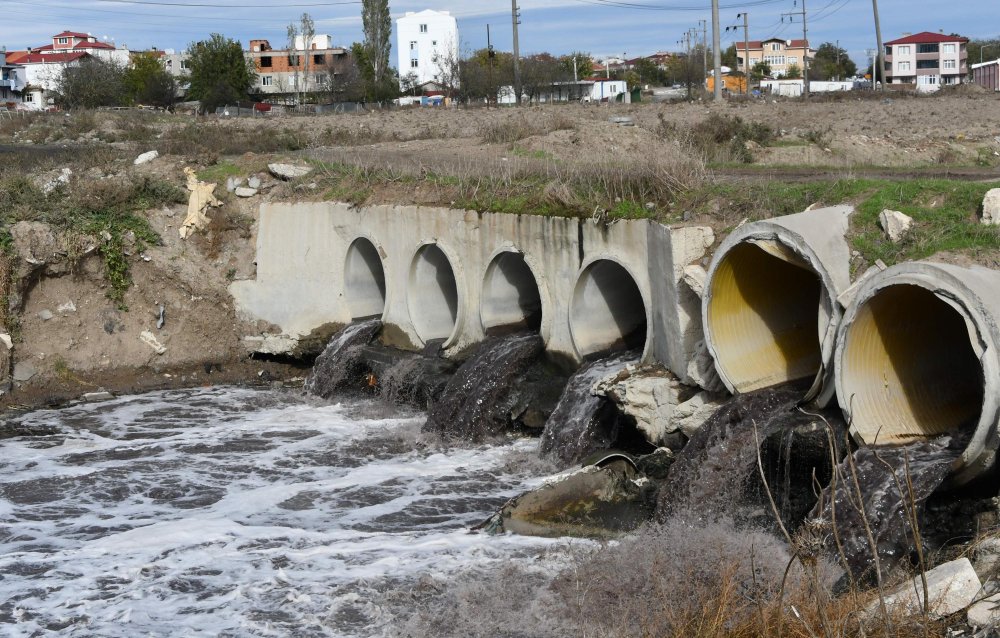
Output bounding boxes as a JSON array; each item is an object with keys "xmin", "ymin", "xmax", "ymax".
[
  {"xmin": 884, "ymin": 31, "xmax": 968, "ymax": 91},
  {"xmin": 735, "ymin": 38, "xmax": 814, "ymax": 78},
  {"xmin": 248, "ymin": 35, "xmax": 350, "ymax": 103},
  {"xmin": 396, "ymin": 9, "xmax": 459, "ymax": 93}
]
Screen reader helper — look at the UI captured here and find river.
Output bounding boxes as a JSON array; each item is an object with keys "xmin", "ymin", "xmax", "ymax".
[{"xmin": 0, "ymin": 387, "xmax": 580, "ymax": 637}]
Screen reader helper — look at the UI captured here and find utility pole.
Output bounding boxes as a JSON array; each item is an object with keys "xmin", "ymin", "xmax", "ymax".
[
  {"xmin": 871, "ymin": 0, "xmax": 885, "ymax": 90},
  {"xmin": 511, "ymin": 0, "xmax": 522, "ymax": 104},
  {"xmin": 683, "ymin": 31, "xmax": 693, "ymax": 99},
  {"xmin": 712, "ymin": 0, "xmax": 722, "ymax": 101},
  {"xmin": 836, "ymin": 39, "xmax": 841, "ymax": 80},
  {"xmin": 699, "ymin": 19, "xmax": 708, "ymax": 89},
  {"xmin": 487, "ymin": 24, "xmax": 496, "ymax": 108},
  {"xmin": 782, "ymin": 0, "xmax": 809, "ymax": 97},
  {"xmin": 738, "ymin": 13, "xmax": 750, "ymax": 95}
]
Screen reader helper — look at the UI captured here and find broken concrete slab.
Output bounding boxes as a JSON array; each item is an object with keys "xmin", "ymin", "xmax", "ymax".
[
  {"xmin": 968, "ymin": 592, "xmax": 1000, "ymax": 627},
  {"xmin": 82, "ymin": 391, "xmax": 115, "ymax": 402},
  {"xmin": 879, "ymin": 209, "xmax": 913, "ymax": 243},
  {"xmin": 235, "ymin": 187, "xmax": 258, "ymax": 198},
  {"xmin": 268, "ymin": 163, "xmax": 314, "ymax": 180},
  {"xmin": 140, "ymin": 330, "xmax": 167, "ymax": 355},
  {"xmin": 877, "ymin": 558, "xmax": 981, "ymax": 620}
]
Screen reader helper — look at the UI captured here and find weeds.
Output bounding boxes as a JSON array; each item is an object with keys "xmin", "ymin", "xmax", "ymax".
[{"xmin": 658, "ymin": 112, "xmax": 774, "ymax": 163}]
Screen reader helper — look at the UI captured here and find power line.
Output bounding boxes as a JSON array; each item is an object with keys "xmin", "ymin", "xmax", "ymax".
[
  {"xmin": 569, "ymin": 0, "xmax": 787, "ymax": 12},
  {"xmin": 94, "ymin": 0, "xmax": 361, "ymax": 7}
]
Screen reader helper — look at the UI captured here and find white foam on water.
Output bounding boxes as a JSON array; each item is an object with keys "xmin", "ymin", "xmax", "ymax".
[{"xmin": 0, "ymin": 387, "xmax": 583, "ymax": 637}]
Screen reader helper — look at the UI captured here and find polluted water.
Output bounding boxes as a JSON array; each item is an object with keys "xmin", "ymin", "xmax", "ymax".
[{"xmin": 0, "ymin": 387, "xmax": 586, "ymax": 636}]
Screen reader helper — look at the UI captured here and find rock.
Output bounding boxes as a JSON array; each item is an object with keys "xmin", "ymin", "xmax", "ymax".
[
  {"xmin": 268, "ymin": 163, "xmax": 313, "ymax": 180},
  {"xmin": 0, "ymin": 333, "xmax": 11, "ymax": 350},
  {"xmin": 672, "ymin": 391, "xmax": 724, "ymax": 438},
  {"xmin": 37, "ymin": 309, "xmax": 53, "ymax": 321},
  {"xmin": 635, "ymin": 447, "xmax": 675, "ymax": 479},
  {"xmin": 247, "ymin": 176, "xmax": 262, "ymax": 189},
  {"xmin": 235, "ymin": 187, "xmax": 258, "ymax": 198},
  {"xmin": 225, "ymin": 176, "xmax": 241, "ymax": 192},
  {"xmin": 39, "ymin": 167, "xmax": 72, "ymax": 194},
  {"xmin": 682, "ymin": 264, "xmax": 707, "ymax": 298},
  {"xmin": 82, "ymin": 391, "xmax": 115, "ymax": 402},
  {"xmin": 608, "ymin": 116, "xmax": 634, "ymax": 126},
  {"xmin": 57, "ymin": 301, "xmax": 77, "ymax": 314},
  {"xmin": 133, "ymin": 150, "xmax": 159, "ymax": 165},
  {"xmin": 140, "ymin": 331, "xmax": 167, "ymax": 355},
  {"xmin": 876, "ymin": 558, "xmax": 981, "ymax": 620},
  {"xmin": 983, "ymin": 188, "xmax": 1000, "ymax": 226},
  {"xmin": 974, "ymin": 537, "xmax": 1000, "ymax": 580},
  {"xmin": 645, "ymin": 202, "xmax": 656, "ymax": 211},
  {"xmin": 479, "ymin": 460, "xmax": 657, "ymax": 538},
  {"xmin": 879, "ymin": 209, "xmax": 913, "ymax": 242},
  {"xmin": 968, "ymin": 593, "xmax": 1000, "ymax": 627},
  {"xmin": 13, "ymin": 361, "xmax": 37, "ymax": 382}
]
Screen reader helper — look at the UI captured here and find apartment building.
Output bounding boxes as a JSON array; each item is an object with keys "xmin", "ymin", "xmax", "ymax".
[
  {"xmin": 396, "ymin": 9, "xmax": 459, "ymax": 90},
  {"xmin": 735, "ymin": 38, "xmax": 814, "ymax": 77},
  {"xmin": 884, "ymin": 32, "xmax": 968, "ymax": 91},
  {"xmin": 247, "ymin": 35, "xmax": 349, "ymax": 103},
  {"xmin": 0, "ymin": 51, "xmax": 26, "ymax": 106}
]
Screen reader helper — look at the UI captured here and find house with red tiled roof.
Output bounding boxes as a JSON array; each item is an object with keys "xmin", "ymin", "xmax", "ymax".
[
  {"xmin": 884, "ymin": 31, "xmax": 968, "ymax": 91},
  {"xmin": 735, "ymin": 38, "xmax": 814, "ymax": 77}
]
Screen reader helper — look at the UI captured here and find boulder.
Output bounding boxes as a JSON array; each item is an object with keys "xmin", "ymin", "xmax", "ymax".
[
  {"xmin": 133, "ymin": 150, "xmax": 159, "ymax": 165},
  {"xmin": 878, "ymin": 209, "xmax": 913, "ymax": 243},
  {"xmin": 225, "ymin": 176, "xmax": 241, "ymax": 192},
  {"xmin": 37, "ymin": 167, "xmax": 72, "ymax": 194},
  {"xmin": 235, "ymin": 187, "xmax": 258, "ymax": 198},
  {"xmin": 268, "ymin": 163, "xmax": 314, "ymax": 180},
  {"xmin": 968, "ymin": 592, "xmax": 1000, "ymax": 627},
  {"xmin": 983, "ymin": 188, "xmax": 1000, "ymax": 226},
  {"xmin": 247, "ymin": 176, "xmax": 262, "ymax": 189},
  {"xmin": 13, "ymin": 361, "xmax": 37, "ymax": 383},
  {"xmin": 479, "ymin": 458, "xmax": 657, "ymax": 539},
  {"xmin": 876, "ymin": 558, "xmax": 981, "ymax": 620},
  {"xmin": 973, "ymin": 536, "xmax": 1000, "ymax": 581},
  {"xmin": 37, "ymin": 309, "xmax": 53, "ymax": 321}
]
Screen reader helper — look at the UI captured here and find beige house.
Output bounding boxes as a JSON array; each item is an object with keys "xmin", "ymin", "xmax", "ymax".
[
  {"xmin": 735, "ymin": 38, "xmax": 814, "ymax": 77},
  {"xmin": 884, "ymin": 31, "xmax": 968, "ymax": 91}
]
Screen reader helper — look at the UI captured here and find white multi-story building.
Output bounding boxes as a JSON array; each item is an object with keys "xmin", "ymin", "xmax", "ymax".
[
  {"xmin": 884, "ymin": 31, "xmax": 968, "ymax": 91},
  {"xmin": 396, "ymin": 9, "xmax": 458, "ymax": 90}
]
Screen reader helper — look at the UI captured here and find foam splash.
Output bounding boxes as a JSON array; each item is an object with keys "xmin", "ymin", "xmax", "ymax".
[{"xmin": 0, "ymin": 388, "xmax": 578, "ymax": 636}]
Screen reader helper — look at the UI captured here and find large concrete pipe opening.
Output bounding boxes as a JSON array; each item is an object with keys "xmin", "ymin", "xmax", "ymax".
[
  {"xmin": 703, "ymin": 206, "xmax": 853, "ymax": 403},
  {"xmin": 570, "ymin": 259, "xmax": 647, "ymax": 357},
  {"xmin": 407, "ymin": 243, "xmax": 460, "ymax": 344},
  {"xmin": 481, "ymin": 252, "xmax": 542, "ymax": 334},
  {"xmin": 836, "ymin": 262, "xmax": 1000, "ymax": 484},
  {"xmin": 344, "ymin": 237, "xmax": 386, "ymax": 319}
]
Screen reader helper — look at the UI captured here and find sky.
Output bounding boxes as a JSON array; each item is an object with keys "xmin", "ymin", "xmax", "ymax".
[{"xmin": 4, "ymin": 0, "xmax": 1000, "ymax": 68}]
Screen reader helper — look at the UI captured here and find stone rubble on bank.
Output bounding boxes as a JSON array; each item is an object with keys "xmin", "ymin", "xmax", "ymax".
[
  {"xmin": 983, "ymin": 188, "xmax": 1000, "ymax": 226},
  {"xmin": 879, "ymin": 209, "xmax": 914, "ymax": 243},
  {"xmin": 133, "ymin": 150, "xmax": 159, "ymax": 165},
  {"xmin": 268, "ymin": 163, "xmax": 314, "ymax": 180},
  {"xmin": 874, "ymin": 558, "xmax": 981, "ymax": 620}
]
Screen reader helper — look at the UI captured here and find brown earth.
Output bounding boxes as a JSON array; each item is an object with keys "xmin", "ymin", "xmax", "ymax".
[{"xmin": 3, "ymin": 92, "xmax": 1000, "ymax": 411}]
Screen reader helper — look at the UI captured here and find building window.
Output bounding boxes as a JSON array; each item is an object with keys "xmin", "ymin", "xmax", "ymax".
[
  {"xmin": 57, "ymin": 37, "xmax": 68, "ymax": 44},
  {"xmin": 789, "ymin": 57, "xmax": 797, "ymax": 65},
  {"xmin": 180, "ymin": 59, "xmax": 190, "ymax": 69},
  {"xmin": 942, "ymin": 43, "xmax": 956, "ymax": 54},
  {"xmin": 771, "ymin": 43, "xmax": 780, "ymax": 51},
  {"xmin": 410, "ymin": 59, "xmax": 419, "ymax": 68},
  {"xmin": 165, "ymin": 60, "xmax": 172, "ymax": 69},
  {"xmin": 420, "ymin": 24, "xmax": 428, "ymax": 33},
  {"xmin": 917, "ymin": 75, "xmax": 938, "ymax": 85},
  {"xmin": 260, "ymin": 56, "xmax": 272, "ymax": 68},
  {"xmin": 410, "ymin": 41, "xmax": 417, "ymax": 50},
  {"xmin": 24, "ymin": 92, "xmax": 34, "ymax": 102},
  {"xmin": 432, "ymin": 40, "xmax": 437, "ymax": 47},
  {"xmin": 898, "ymin": 61, "xmax": 911, "ymax": 71},
  {"xmin": 943, "ymin": 59, "xmax": 956, "ymax": 70},
  {"xmin": 262, "ymin": 75, "xmax": 273, "ymax": 86},
  {"xmin": 313, "ymin": 54, "xmax": 324, "ymax": 65},
  {"xmin": 897, "ymin": 45, "xmax": 910, "ymax": 55},
  {"xmin": 917, "ymin": 43, "xmax": 939, "ymax": 54},
  {"xmin": 917, "ymin": 59, "xmax": 939, "ymax": 69},
  {"xmin": 288, "ymin": 54, "xmax": 299, "ymax": 66}
]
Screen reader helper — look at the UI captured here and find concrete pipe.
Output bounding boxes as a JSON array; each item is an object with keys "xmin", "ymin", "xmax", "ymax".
[
  {"xmin": 702, "ymin": 206, "xmax": 853, "ymax": 405},
  {"xmin": 836, "ymin": 262, "xmax": 1000, "ymax": 484},
  {"xmin": 344, "ymin": 237, "xmax": 387, "ymax": 319},
  {"xmin": 407, "ymin": 243, "xmax": 460, "ymax": 344},
  {"xmin": 480, "ymin": 251, "xmax": 543, "ymax": 334},
  {"xmin": 570, "ymin": 258, "xmax": 648, "ymax": 358}
]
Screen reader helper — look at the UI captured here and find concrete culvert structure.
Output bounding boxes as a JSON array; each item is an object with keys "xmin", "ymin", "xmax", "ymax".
[
  {"xmin": 480, "ymin": 251, "xmax": 543, "ymax": 334},
  {"xmin": 570, "ymin": 259, "xmax": 648, "ymax": 357},
  {"xmin": 344, "ymin": 237, "xmax": 386, "ymax": 319},
  {"xmin": 703, "ymin": 206, "xmax": 853, "ymax": 405},
  {"xmin": 407, "ymin": 243, "xmax": 460, "ymax": 344},
  {"xmin": 836, "ymin": 262, "xmax": 1000, "ymax": 485}
]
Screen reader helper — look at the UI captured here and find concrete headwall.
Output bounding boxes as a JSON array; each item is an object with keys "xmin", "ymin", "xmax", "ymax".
[{"xmin": 230, "ymin": 202, "xmax": 715, "ymax": 380}]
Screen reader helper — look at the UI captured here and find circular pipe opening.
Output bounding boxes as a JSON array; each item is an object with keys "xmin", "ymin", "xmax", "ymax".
[
  {"xmin": 407, "ymin": 243, "xmax": 460, "ymax": 343},
  {"xmin": 841, "ymin": 284, "xmax": 984, "ymax": 445},
  {"xmin": 480, "ymin": 252, "xmax": 542, "ymax": 334},
  {"xmin": 344, "ymin": 237, "xmax": 386, "ymax": 320},
  {"xmin": 570, "ymin": 259, "xmax": 647, "ymax": 357},
  {"xmin": 706, "ymin": 242, "xmax": 823, "ymax": 393}
]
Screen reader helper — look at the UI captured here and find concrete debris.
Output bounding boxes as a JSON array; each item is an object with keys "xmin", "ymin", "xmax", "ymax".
[
  {"xmin": 682, "ymin": 264, "xmax": 707, "ymax": 298},
  {"xmin": 268, "ymin": 163, "xmax": 314, "ymax": 180},
  {"xmin": 40, "ymin": 167, "xmax": 72, "ymax": 194},
  {"xmin": 0, "ymin": 333, "xmax": 12, "ymax": 350},
  {"xmin": 140, "ymin": 330, "xmax": 167, "ymax": 355},
  {"xmin": 225, "ymin": 176, "xmax": 241, "ymax": 192},
  {"xmin": 133, "ymin": 150, "xmax": 159, "ymax": 165},
  {"xmin": 247, "ymin": 176, "xmax": 262, "ymax": 189},
  {"xmin": 235, "ymin": 187, "xmax": 258, "ymax": 198},
  {"xmin": 82, "ymin": 391, "xmax": 115, "ymax": 402},
  {"xmin": 983, "ymin": 188, "xmax": 1000, "ymax": 226},
  {"xmin": 968, "ymin": 593, "xmax": 1000, "ymax": 627},
  {"xmin": 879, "ymin": 209, "xmax": 913, "ymax": 243},
  {"xmin": 13, "ymin": 361, "xmax": 38, "ymax": 382},
  {"xmin": 608, "ymin": 116, "xmax": 634, "ymax": 126},
  {"xmin": 877, "ymin": 558, "xmax": 981, "ymax": 620},
  {"xmin": 180, "ymin": 167, "xmax": 223, "ymax": 239},
  {"xmin": 836, "ymin": 262, "xmax": 887, "ymax": 309},
  {"xmin": 37, "ymin": 309, "xmax": 53, "ymax": 321},
  {"xmin": 57, "ymin": 301, "xmax": 77, "ymax": 314}
]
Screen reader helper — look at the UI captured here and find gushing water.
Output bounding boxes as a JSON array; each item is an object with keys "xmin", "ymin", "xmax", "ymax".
[
  {"xmin": 0, "ymin": 388, "xmax": 577, "ymax": 636},
  {"xmin": 539, "ymin": 350, "xmax": 641, "ymax": 466},
  {"xmin": 305, "ymin": 319, "xmax": 382, "ymax": 398}
]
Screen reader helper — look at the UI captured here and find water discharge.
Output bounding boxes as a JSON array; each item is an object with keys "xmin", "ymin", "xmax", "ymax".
[
  {"xmin": 0, "ymin": 388, "xmax": 576, "ymax": 636},
  {"xmin": 305, "ymin": 318, "xmax": 382, "ymax": 399}
]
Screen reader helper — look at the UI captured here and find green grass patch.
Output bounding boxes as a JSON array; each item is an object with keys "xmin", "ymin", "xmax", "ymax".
[{"xmin": 197, "ymin": 162, "xmax": 243, "ymax": 184}]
